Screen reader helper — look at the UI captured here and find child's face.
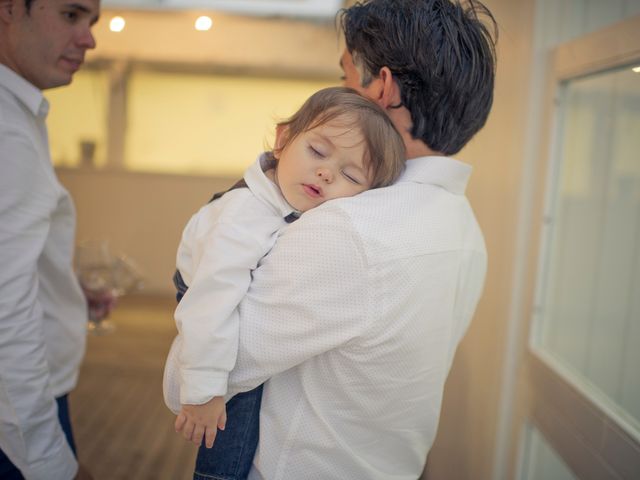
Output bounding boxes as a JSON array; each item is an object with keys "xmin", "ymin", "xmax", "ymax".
[{"xmin": 275, "ymin": 115, "xmax": 372, "ymax": 212}]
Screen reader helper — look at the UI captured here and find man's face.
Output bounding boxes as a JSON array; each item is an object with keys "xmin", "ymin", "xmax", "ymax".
[
  {"xmin": 340, "ymin": 49, "xmax": 383, "ymax": 106},
  {"xmin": 1, "ymin": 0, "xmax": 100, "ymax": 89},
  {"xmin": 340, "ymin": 49, "xmax": 365, "ymax": 94}
]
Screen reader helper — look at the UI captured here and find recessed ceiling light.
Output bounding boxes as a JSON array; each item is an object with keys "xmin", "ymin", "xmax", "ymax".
[
  {"xmin": 195, "ymin": 16, "xmax": 213, "ymax": 31},
  {"xmin": 632, "ymin": 66, "xmax": 640, "ymax": 73},
  {"xmin": 109, "ymin": 16, "xmax": 126, "ymax": 33}
]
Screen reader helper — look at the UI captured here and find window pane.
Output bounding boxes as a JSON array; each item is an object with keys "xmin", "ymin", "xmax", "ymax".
[
  {"xmin": 46, "ymin": 69, "xmax": 109, "ymax": 168},
  {"xmin": 540, "ymin": 0, "xmax": 640, "ymax": 46},
  {"xmin": 518, "ymin": 425, "xmax": 577, "ymax": 480},
  {"xmin": 124, "ymin": 69, "xmax": 334, "ymax": 176},
  {"xmin": 533, "ymin": 65, "xmax": 640, "ymax": 437},
  {"xmin": 103, "ymin": 0, "xmax": 344, "ymax": 18}
]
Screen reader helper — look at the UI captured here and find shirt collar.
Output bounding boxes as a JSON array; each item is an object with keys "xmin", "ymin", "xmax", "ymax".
[
  {"xmin": 244, "ymin": 152, "xmax": 299, "ymax": 219},
  {"xmin": 397, "ymin": 155, "xmax": 472, "ymax": 195},
  {"xmin": 0, "ymin": 63, "xmax": 49, "ymax": 118}
]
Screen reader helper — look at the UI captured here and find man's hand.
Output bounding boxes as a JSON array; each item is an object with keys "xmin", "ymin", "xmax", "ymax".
[
  {"xmin": 175, "ymin": 396, "xmax": 227, "ymax": 448},
  {"xmin": 81, "ymin": 285, "xmax": 117, "ymax": 322},
  {"xmin": 74, "ymin": 463, "xmax": 94, "ymax": 480}
]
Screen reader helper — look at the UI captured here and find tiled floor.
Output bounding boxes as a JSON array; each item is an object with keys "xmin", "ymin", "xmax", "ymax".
[{"xmin": 70, "ymin": 296, "xmax": 198, "ymax": 480}]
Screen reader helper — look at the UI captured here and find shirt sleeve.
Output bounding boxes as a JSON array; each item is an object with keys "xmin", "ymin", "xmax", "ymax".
[
  {"xmin": 0, "ymin": 129, "xmax": 78, "ymax": 480},
  {"xmin": 227, "ymin": 206, "xmax": 370, "ymax": 398},
  {"xmin": 175, "ymin": 218, "xmax": 267, "ymax": 405}
]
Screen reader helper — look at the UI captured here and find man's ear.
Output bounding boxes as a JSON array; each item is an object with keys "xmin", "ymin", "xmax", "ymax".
[
  {"xmin": 0, "ymin": 0, "xmax": 15, "ymax": 24},
  {"xmin": 378, "ymin": 66, "xmax": 402, "ymax": 109}
]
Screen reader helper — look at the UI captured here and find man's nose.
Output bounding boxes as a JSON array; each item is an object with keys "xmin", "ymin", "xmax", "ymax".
[
  {"xmin": 76, "ymin": 27, "xmax": 97, "ymax": 50},
  {"xmin": 316, "ymin": 167, "xmax": 333, "ymax": 183}
]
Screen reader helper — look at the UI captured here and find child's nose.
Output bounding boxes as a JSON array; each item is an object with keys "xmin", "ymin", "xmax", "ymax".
[{"xmin": 316, "ymin": 167, "xmax": 333, "ymax": 183}]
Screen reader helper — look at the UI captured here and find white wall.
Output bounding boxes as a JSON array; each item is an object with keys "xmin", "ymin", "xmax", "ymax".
[{"xmin": 58, "ymin": 167, "xmax": 237, "ymax": 295}]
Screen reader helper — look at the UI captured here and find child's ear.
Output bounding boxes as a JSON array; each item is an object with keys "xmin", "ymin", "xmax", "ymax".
[{"xmin": 274, "ymin": 124, "xmax": 289, "ymax": 154}]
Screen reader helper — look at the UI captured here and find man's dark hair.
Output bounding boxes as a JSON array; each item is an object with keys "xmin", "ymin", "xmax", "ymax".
[{"xmin": 340, "ymin": 0, "xmax": 497, "ymax": 155}]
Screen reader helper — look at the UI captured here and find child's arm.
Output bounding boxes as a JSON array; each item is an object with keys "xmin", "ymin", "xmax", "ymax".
[
  {"xmin": 175, "ymin": 396, "xmax": 227, "ymax": 448},
  {"xmin": 176, "ymin": 220, "xmax": 265, "ymax": 406},
  {"xmin": 172, "ymin": 196, "xmax": 284, "ymax": 435}
]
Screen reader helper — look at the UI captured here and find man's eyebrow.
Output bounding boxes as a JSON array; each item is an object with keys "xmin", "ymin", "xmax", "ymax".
[
  {"xmin": 65, "ymin": 3, "xmax": 100, "ymax": 24},
  {"xmin": 65, "ymin": 3, "xmax": 90, "ymax": 12}
]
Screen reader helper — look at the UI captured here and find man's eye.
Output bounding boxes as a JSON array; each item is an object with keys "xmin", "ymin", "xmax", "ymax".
[{"xmin": 63, "ymin": 11, "xmax": 78, "ymax": 21}]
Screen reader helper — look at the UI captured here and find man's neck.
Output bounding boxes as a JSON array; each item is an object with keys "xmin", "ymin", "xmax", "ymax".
[
  {"xmin": 387, "ymin": 103, "xmax": 443, "ymax": 159},
  {"xmin": 0, "ymin": 50, "xmax": 12, "ymax": 73},
  {"xmin": 0, "ymin": 52, "xmax": 26, "ymax": 88},
  {"xmin": 403, "ymin": 134, "xmax": 440, "ymax": 159}
]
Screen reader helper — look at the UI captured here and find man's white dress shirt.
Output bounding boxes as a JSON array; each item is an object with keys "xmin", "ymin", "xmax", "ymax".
[
  {"xmin": 0, "ymin": 64, "xmax": 87, "ymax": 479},
  {"xmin": 164, "ymin": 154, "xmax": 296, "ymax": 409},
  {"xmin": 225, "ymin": 156, "xmax": 487, "ymax": 480}
]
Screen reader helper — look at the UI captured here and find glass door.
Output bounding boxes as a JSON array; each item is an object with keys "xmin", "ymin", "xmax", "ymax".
[{"xmin": 504, "ymin": 14, "xmax": 640, "ymax": 480}]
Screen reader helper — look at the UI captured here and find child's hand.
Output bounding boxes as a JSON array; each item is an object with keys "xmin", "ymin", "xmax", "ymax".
[{"xmin": 175, "ymin": 396, "xmax": 227, "ymax": 448}]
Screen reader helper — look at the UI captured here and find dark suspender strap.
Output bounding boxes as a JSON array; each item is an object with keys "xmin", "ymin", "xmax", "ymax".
[
  {"xmin": 284, "ymin": 212, "xmax": 300, "ymax": 223},
  {"xmin": 209, "ymin": 178, "xmax": 248, "ymax": 203},
  {"xmin": 173, "ymin": 270, "xmax": 188, "ymax": 303}
]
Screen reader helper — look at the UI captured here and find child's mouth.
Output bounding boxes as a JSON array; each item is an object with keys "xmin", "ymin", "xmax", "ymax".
[{"xmin": 303, "ymin": 184, "xmax": 322, "ymax": 198}]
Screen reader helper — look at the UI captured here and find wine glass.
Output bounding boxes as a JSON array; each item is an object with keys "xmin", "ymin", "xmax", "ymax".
[
  {"xmin": 112, "ymin": 254, "xmax": 144, "ymax": 296},
  {"xmin": 75, "ymin": 240, "xmax": 143, "ymax": 335},
  {"xmin": 75, "ymin": 240, "xmax": 118, "ymax": 334}
]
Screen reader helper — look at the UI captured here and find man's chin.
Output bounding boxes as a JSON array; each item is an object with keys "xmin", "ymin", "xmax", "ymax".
[{"xmin": 41, "ymin": 73, "xmax": 74, "ymax": 90}]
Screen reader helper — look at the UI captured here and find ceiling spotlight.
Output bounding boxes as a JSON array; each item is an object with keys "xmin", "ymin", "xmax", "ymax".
[
  {"xmin": 109, "ymin": 16, "xmax": 126, "ymax": 33},
  {"xmin": 632, "ymin": 66, "xmax": 640, "ymax": 73},
  {"xmin": 195, "ymin": 16, "xmax": 213, "ymax": 31}
]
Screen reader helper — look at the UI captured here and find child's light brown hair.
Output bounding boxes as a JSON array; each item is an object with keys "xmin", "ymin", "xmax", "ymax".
[{"xmin": 272, "ymin": 87, "xmax": 405, "ymax": 188}]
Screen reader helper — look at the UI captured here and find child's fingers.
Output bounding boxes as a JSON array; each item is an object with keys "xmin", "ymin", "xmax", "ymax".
[
  {"xmin": 174, "ymin": 413, "xmax": 186, "ymax": 433},
  {"xmin": 205, "ymin": 426, "xmax": 218, "ymax": 449},
  {"xmin": 192, "ymin": 424, "xmax": 205, "ymax": 446},
  {"xmin": 218, "ymin": 409, "xmax": 227, "ymax": 431},
  {"xmin": 181, "ymin": 420, "xmax": 195, "ymax": 442}
]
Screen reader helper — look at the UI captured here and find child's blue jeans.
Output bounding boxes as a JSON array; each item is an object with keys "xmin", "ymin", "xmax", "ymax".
[
  {"xmin": 193, "ymin": 384, "xmax": 263, "ymax": 480},
  {"xmin": 174, "ymin": 270, "xmax": 262, "ymax": 480}
]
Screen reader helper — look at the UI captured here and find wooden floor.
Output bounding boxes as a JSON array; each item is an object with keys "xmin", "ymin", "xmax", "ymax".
[{"xmin": 70, "ymin": 296, "xmax": 198, "ymax": 480}]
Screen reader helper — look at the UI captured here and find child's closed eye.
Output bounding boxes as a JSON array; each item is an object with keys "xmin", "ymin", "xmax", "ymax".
[
  {"xmin": 308, "ymin": 144, "xmax": 325, "ymax": 158},
  {"xmin": 342, "ymin": 171, "xmax": 361, "ymax": 184}
]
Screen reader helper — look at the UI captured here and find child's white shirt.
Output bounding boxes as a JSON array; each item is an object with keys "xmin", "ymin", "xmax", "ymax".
[{"xmin": 163, "ymin": 154, "xmax": 296, "ymax": 412}]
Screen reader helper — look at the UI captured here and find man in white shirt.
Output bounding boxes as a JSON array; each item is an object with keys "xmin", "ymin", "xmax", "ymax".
[
  {"xmin": 0, "ymin": 1, "xmax": 100, "ymax": 479},
  {"xmin": 216, "ymin": 1, "xmax": 498, "ymax": 479}
]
